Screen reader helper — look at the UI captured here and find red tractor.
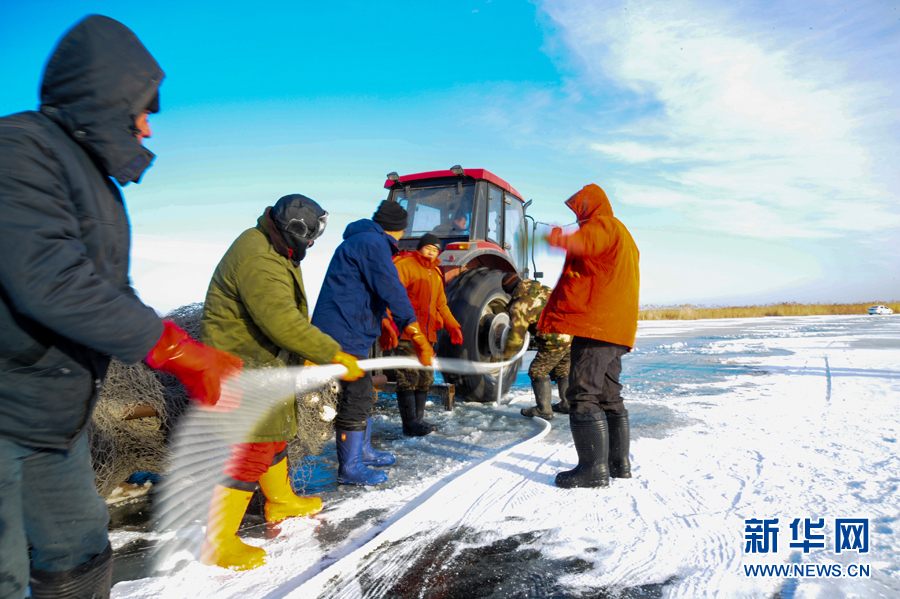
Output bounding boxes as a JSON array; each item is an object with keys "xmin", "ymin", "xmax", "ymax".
[{"xmin": 384, "ymin": 165, "xmax": 542, "ymax": 403}]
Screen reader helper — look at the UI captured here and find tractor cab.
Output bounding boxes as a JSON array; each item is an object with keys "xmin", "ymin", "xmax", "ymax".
[
  {"xmin": 384, "ymin": 167, "xmax": 530, "ymax": 280},
  {"xmin": 382, "ymin": 166, "xmax": 535, "ymax": 403}
]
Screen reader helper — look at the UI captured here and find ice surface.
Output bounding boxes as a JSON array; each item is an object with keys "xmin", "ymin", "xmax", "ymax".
[{"xmin": 111, "ymin": 315, "xmax": 900, "ymax": 598}]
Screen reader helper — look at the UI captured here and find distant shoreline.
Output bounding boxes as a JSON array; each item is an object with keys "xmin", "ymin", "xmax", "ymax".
[{"xmin": 639, "ymin": 301, "xmax": 898, "ymax": 320}]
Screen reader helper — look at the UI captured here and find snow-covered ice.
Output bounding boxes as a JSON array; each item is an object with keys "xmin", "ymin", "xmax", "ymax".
[{"xmin": 111, "ymin": 315, "xmax": 900, "ymax": 598}]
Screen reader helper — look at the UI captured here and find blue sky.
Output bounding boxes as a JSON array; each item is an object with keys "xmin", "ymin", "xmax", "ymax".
[{"xmin": 2, "ymin": 0, "xmax": 898, "ymax": 314}]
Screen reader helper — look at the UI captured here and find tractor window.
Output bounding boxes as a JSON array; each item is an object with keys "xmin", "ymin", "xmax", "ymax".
[
  {"xmin": 486, "ymin": 184, "xmax": 502, "ymax": 246},
  {"xmin": 470, "ymin": 182, "xmax": 487, "ymax": 240},
  {"xmin": 504, "ymin": 194, "xmax": 526, "ymax": 272},
  {"xmin": 410, "ymin": 203, "xmax": 441, "ymax": 232},
  {"xmin": 394, "ymin": 183, "xmax": 476, "ymax": 238}
]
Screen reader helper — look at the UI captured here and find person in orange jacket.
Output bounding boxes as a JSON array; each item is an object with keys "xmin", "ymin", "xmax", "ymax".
[
  {"xmin": 538, "ymin": 184, "xmax": 640, "ymax": 489},
  {"xmin": 382, "ymin": 234, "xmax": 463, "ymax": 435}
]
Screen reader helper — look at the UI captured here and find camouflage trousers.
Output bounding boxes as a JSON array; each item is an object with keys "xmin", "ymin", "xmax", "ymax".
[
  {"xmin": 391, "ymin": 339, "xmax": 434, "ymax": 391},
  {"xmin": 527, "ymin": 345, "xmax": 571, "ymax": 384}
]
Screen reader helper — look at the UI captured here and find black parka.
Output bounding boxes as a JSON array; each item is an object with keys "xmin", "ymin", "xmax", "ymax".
[{"xmin": 0, "ymin": 15, "xmax": 165, "ymax": 449}]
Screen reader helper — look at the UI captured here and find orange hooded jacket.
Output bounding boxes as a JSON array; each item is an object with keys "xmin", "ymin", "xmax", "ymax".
[
  {"xmin": 393, "ymin": 251, "xmax": 461, "ymax": 343},
  {"xmin": 538, "ymin": 184, "xmax": 640, "ymax": 349}
]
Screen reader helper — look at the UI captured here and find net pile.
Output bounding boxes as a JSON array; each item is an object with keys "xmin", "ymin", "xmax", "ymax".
[
  {"xmin": 289, "ymin": 376, "xmax": 340, "ymax": 490},
  {"xmin": 88, "ymin": 302, "xmax": 338, "ymax": 498},
  {"xmin": 88, "ymin": 359, "xmax": 174, "ymax": 499},
  {"xmin": 87, "ymin": 304, "xmax": 199, "ymax": 499}
]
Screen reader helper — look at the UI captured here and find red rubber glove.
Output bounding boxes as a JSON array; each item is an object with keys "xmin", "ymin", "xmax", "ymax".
[
  {"xmin": 379, "ymin": 317, "xmax": 399, "ymax": 351},
  {"xmin": 404, "ymin": 322, "xmax": 434, "ymax": 366},
  {"xmin": 447, "ymin": 324, "xmax": 464, "ymax": 345},
  {"xmin": 546, "ymin": 226, "xmax": 565, "ymax": 249},
  {"xmin": 144, "ymin": 321, "xmax": 243, "ymax": 406},
  {"xmin": 332, "ymin": 351, "xmax": 365, "ymax": 381},
  {"xmin": 202, "ymin": 377, "xmax": 243, "ymax": 413},
  {"xmin": 546, "ymin": 226, "xmax": 587, "ymax": 256}
]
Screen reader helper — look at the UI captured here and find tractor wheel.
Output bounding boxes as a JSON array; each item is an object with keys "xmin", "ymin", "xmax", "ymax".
[{"xmin": 436, "ymin": 268, "xmax": 522, "ymax": 403}]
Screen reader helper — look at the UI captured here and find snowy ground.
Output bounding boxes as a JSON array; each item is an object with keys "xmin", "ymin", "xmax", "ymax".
[{"xmin": 110, "ymin": 315, "xmax": 900, "ymax": 599}]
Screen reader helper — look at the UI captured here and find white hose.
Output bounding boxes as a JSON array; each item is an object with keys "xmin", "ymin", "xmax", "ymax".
[{"xmin": 358, "ymin": 331, "xmax": 529, "ymax": 379}]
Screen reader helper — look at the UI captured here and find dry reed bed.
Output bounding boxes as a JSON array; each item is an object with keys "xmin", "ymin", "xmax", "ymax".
[{"xmin": 639, "ymin": 302, "xmax": 900, "ymax": 321}]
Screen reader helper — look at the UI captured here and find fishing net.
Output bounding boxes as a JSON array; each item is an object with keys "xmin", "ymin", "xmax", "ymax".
[
  {"xmin": 87, "ymin": 303, "xmax": 338, "ymax": 499},
  {"xmin": 88, "ymin": 359, "xmax": 174, "ymax": 499},
  {"xmin": 289, "ymin": 376, "xmax": 340, "ymax": 490}
]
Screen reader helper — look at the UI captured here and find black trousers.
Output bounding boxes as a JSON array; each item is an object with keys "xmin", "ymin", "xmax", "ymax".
[
  {"xmin": 335, "ymin": 364, "xmax": 374, "ymax": 431},
  {"xmin": 567, "ymin": 337, "xmax": 630, "ymax": 414}
]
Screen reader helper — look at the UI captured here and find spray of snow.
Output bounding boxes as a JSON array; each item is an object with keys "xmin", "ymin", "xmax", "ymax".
[{"xmin": 146, "ymin": 341, "xmax": 531, "ymax": 576}]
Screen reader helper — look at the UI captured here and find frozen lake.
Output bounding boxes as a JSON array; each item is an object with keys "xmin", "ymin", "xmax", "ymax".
[{"xmin": 110, "ymin": 314, "xmax": 900, "ymax": 598}]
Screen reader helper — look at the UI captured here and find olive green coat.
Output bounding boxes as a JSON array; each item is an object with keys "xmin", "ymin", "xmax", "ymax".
[{"xmin": 201, "ymin": 215, "xmax": 341, "ymax": 442}]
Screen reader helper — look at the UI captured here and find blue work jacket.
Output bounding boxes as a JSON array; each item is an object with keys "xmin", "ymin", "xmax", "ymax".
[{"xmin": 312, "ymin": 219, "xmax": 417, "ymax": 357}]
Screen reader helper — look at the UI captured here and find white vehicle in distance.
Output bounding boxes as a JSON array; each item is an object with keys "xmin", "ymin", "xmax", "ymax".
[{"xmin": 868, "ymin": 305, "xmax": 894, "ymax": 315}]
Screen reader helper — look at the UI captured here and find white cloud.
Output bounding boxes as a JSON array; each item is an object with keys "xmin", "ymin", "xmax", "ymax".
[{"xmin": 540, "ymin": 0, "xmax": 900, "ymax": 239}]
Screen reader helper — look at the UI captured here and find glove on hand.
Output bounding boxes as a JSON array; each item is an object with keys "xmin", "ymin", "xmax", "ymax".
[
  {"xmin": 332, "ymin": 351, "xmax": 365, "ymax": 381},
  {"xmin": 404, "ymin": 322, "xmax": 434, "ymax": 366},
  {"xmin": 447, "ymin": 325, "xmax": 464, "ymax": 345},
  {"xmin": 546, "ymin": 226, "xmax": 565, "ymax": 249},
  {"xmin": 201, "ymin": 378, "xmax": 243, "ymax": 413},
  {"xmin": 546, "ymin": 226, "xmax": 587, "ymax": 256},
  {"xmin": 144, "ymin": 321, "xmax": 243, "ymax": 406},
  {"xmin": 379, "ymin": 318, "xmax": 399, "ymax": 351}
]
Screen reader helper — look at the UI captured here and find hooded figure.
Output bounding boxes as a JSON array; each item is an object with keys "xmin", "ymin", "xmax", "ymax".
[
  {"xmin": 199, "ymin": 194, "xmax": 363, "ymax": 571},
  {"xmin": 538, "ymin": 184, "xmax": 640, "ymax": 347},
  {"xmin": 539, "ymin": 184, "xmax": 640, "ymax": 490},
  {"xmin": 39, "ymin": 15, "xmax": 163, "ymax": 185},
  {"xmin": 269, "ymin": 194, "xmax": 330, "ymax": 265},
  {"xmin": 0, "ymin": 16, "xmax": 241, "ymax": 598}
]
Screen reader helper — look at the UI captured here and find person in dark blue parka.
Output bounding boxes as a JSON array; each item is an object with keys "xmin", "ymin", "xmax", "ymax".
[
  {"xmin": 0, "ymin": 16, "xmax": 241, "ymax": 598},
  {"xmin": 312, "ymin": 201, "xmax": 434, "ymax": 485}
]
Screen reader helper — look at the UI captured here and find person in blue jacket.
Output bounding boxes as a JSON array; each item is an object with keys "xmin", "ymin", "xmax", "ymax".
[{"xmin": 312, "ymin": 200, "xmax": 433, "ymax": 485}]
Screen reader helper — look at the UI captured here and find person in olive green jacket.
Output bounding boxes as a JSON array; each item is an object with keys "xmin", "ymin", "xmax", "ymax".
[{"xmin": 198, "ymin": 194, "xmax": 364, "ymax": 571}]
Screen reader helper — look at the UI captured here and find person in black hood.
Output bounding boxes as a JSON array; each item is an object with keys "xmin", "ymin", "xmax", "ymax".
[
  {"xmin": 269, "ymin": 194, "xmax": 331, "ymax": 265},
  {"xmin": 0, "ymin": 16, "xmax": 242, "ymax": 599}
]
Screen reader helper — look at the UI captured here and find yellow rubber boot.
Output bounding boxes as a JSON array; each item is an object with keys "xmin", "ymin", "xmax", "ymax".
[
  {"xmin": 200, "ymin": 484, "xmax": 267, "ymax": 570},
  {"xmin": 258, "ymin": 457, "xmax": 323, "ymax": 523}
]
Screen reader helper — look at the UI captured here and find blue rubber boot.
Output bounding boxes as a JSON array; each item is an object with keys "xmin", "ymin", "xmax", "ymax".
[
  {"xmin": 336, "ymin": 429, "xmax": 389, "ymax": 486},
  {"xmin": 361, "ymin": 417, "xmax": 395, "ymax": 466}
]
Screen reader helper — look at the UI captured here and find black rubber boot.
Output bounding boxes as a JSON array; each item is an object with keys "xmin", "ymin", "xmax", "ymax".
[
  {"xmin": 397, "ymin": 390, "xmax": 432, "ymax": 436},
  {"xmin": 551, "ymin": 376, "xmax": 570, "ymax": 414},
  {"xmin": 521, "ymin": 377, "xmax": 554, "ymax": 420},
  {"xmin": 414, "ymin": 390, "xmax": 438, "ymax": 432},
  {"xmin": 555, "ymin": 413, "xmax": 610, "ymax": 488},
  {"xmin": 606, "ymin": 408, "xmax": 632, "ymax": 478},
  {"xmin": 30, "ymin": 543, "xmax": 113, "ymax": 599}
]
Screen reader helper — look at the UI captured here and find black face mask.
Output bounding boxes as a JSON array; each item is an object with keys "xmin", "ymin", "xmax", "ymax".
[
  {"xmin": 271, "ymin": 195, "xmax": 329, "ymax": 263},
  {"xmin": 277, "ymin": 211, "xmax": 328, "ymax": 262}
]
